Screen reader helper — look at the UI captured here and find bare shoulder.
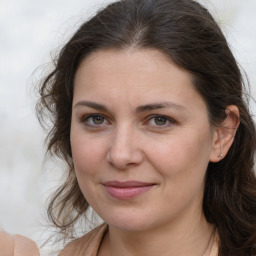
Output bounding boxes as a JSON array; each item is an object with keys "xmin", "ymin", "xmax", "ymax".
[
  {"xmin": 0, "ymin": 231, "xmax": 39, "ymax": 256},
  {"xmin": 0, "ymin": 231, "xmax": 14, "ymax": 256},
  {"xmin": 59, "ymin": 224, "xmax": 108, "ymax": 256},
  {"xmin": 14, "ymin": 234, "xmax": 40, "ymax": 256}
]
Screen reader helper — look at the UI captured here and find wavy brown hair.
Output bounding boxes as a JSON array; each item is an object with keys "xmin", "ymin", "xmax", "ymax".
[{"xmin": 36, "ymin": 0, "xmax": 256, "ymax": 254}]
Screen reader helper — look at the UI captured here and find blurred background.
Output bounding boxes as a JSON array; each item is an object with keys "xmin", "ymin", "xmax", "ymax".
[{"xmin": 0, "ymin": 0, "xmax": 255, "ymax": 252}]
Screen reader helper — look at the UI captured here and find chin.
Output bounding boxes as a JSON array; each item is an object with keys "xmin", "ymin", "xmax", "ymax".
[
  {"xmin": 110, "ymin": 220, "xmax": 152, "ymax": 232},
  {"xmin": 101, "ymin": 209, "xmax": 158, "ymax": 232}
]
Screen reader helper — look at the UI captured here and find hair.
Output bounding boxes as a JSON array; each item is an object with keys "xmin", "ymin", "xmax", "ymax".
[{"xmin": 36, "ymin": 0, "xmax": 256, "ymax": 255}]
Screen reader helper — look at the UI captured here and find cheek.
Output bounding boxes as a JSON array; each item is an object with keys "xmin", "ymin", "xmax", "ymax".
[
  {"xmin": 148, "ymin": 129, "xmax": 212, "ymax": 179},
  {"xmin": 70, "ymin": 131, "xmax": 106, "ymax": 177},
  {"xmin": 149, "ymin": 131, "xmax": 212, "ymax": 207},
  {"xmin": 70, "ymin": 133, "xmax": 107, "ymax": 205}
]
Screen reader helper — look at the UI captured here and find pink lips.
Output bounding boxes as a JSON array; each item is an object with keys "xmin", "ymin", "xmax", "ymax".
[{"xmin": 103, "ymin": 181, "xmax": 155, "ymax": 200}]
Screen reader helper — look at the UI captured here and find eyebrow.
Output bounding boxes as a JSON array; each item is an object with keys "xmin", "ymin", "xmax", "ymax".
[
  {"xmin": 136, "ymin": 102, "xmax": 186, "ymax": 113},
  {"xmin": 73, "ymin": 100, "xmax": 186, "ymax": 112},
  {"xmin": 74, "ymin": 101, "xmax": 108, "ymax": 111}
]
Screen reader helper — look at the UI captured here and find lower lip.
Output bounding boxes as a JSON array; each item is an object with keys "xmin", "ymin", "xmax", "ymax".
[{"xmin": 104, "ymin": 185, "xmax": 154, "ymax": 200}]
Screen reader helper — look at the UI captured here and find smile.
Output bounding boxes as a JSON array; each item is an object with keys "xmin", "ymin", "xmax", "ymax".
[{"xmin": 103, "ymin": 181, "xmax": 156, "ymax": 200}]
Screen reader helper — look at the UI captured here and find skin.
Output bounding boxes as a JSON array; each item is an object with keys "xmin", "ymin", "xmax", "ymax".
[
  {"xmin": 0, "ymin": 231, "xmax": 40, "ymax": 256},
  {"xmin": 0, "ymin": 231, "xmax": 14, "ymax": 256},
  {"xmin": 70, "ymin": 48, "xmax": 239, "ymax": 256}
]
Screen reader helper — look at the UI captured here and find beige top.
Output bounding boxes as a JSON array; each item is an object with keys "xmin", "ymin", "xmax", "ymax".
[
  {"xmin": 0, "ymin": 231, "xmax": 40, "ymax": 256},
  {"xmin": 60, "ymin": 224, "xmax": 218, "ymax": 256},
  {"xmin": 59, "ymin": 224, "xmax": 108, "ymax": 256}
]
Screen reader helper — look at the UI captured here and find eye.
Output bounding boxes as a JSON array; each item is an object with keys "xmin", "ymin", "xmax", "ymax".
[
  {"xmin": 154, "ymin": 116, "xmax": 168, "ymax": 126},
  {"xmin": 91, "ymin": 115, "xmax": 105, "ymax": 124},
  {"xmin": 146, "ymin": 115, "xmax": 176, "ymax": 127},
  {"xmin": 82, "ymin": 114, "xmax": 108, "ymax": 126}
]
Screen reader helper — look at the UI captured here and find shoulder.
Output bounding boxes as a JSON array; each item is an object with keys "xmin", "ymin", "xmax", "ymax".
[
  {"xmin": 14, "ymin": 234, "xmax": 40, "ymax": 256},
  {"xmin": 60, "ymin": 223, "xmax": 108, "ymax": 256},
  {"xmin": 0, "ymin": 231, "xmax": 14, "ymax": 256},
  {"xmin": 0, "ymin": 231, "xmax": 39, "ymax": 256}
]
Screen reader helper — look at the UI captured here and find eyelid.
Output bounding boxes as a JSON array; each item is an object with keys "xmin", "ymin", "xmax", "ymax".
[
  {"xmin": 80, "ymin": 113, "xmax": 111, "ymax": 127},
  {"xmin": 145, "ymin": 114, "xmax": 177, "ymax": 127},
  {"xmin": 79, "ymin": 113, "xmax": 176, "ymax": 130}
]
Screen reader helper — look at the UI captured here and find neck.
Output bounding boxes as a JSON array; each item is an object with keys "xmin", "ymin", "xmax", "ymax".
[{"xmin": 98, "ymin": 213, "xmax": 214, "ymax": 256}]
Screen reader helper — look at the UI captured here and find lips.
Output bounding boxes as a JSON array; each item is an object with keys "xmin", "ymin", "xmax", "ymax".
[{"xmin": 103, "ymin": 181, "xmax": 155, "ymax": 200}]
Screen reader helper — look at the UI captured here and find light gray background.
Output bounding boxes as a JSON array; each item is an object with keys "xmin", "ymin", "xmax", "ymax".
[{"xmin": 0, "ymin": 0, "xmax": 255, "ymax": 249}]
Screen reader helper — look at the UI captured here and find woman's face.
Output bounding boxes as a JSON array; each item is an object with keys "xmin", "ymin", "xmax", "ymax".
[{"xmin": 71, "ymin": 48, "xmax": 218, "ymax": 232}]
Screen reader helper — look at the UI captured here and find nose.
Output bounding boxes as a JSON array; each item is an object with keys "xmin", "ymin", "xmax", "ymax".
[{"xmin": 106, "ymin": 124, "xmax": 144, "ymax": 169}]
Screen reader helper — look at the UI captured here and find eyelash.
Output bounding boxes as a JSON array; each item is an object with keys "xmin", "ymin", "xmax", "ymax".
[
  {"xmin": 81, "ymin": 114, "xmax": 110, "ymax": 127},
  {"xmin": 145, "ymin": 115, "xmax": 176, "ymax": 128},
  {"xmin": 80, "ymin": 114, "xmax": 176, "ymax": 129}
]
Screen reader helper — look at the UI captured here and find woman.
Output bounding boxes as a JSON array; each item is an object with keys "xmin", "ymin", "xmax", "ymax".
[{"xmin": 37, "ymin": 0, "xmax": 256, "ymax": 255}]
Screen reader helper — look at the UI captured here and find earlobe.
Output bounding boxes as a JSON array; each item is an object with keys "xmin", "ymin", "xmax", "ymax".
[{"xmin": 209, "ymin": 105, "xmax": 240, "ymax": 163}]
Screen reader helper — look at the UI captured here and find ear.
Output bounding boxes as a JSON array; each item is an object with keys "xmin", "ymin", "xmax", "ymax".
[{"xmin": 209, "ymin": 105, "xmax": 240, "ymax": 162}]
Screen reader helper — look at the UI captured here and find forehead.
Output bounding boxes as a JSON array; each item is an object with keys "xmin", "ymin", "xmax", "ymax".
[
  {"xmin": 73, "ymin": 48, "xmax": 206, "ymax": 112},
  {"xmin": 75, "ymin": 48, "xmax": 192, "ymax": 89}
]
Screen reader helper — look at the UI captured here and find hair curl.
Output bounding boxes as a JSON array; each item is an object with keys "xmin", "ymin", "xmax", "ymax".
[{"xmin": 36, "ymin": 0, "xmax": 256, "ymax": 254}]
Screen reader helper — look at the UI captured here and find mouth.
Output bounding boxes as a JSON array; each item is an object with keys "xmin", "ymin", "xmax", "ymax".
[{"xmin": 102, "ymin": 181, "xmax": 156, "ymax": 200}]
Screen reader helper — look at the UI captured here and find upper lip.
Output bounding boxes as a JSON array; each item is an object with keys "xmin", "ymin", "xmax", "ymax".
[{"xmin": 103, "ymin": 181, "xmax": 155, "ymax": 188}]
